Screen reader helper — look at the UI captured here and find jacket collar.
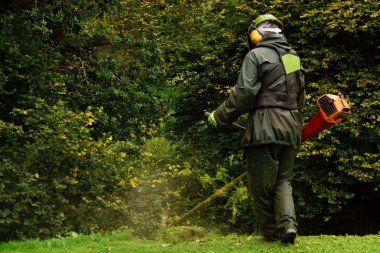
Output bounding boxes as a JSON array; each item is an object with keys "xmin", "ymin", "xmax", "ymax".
[{"xmin": 260, "ymin": 34, "xmax": 291, "ymax": 50}]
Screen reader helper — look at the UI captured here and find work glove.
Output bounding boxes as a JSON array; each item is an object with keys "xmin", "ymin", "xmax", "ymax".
[{"xmin": 208, "ymin": 111, "xmax": 218, "ymax": 127}]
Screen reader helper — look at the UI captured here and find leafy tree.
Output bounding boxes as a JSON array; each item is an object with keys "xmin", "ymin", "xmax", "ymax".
[
  {"xmin": 0, "ymin": 101, "xmax": 134, "ymax": 240},
  {"xmin": 0, "ymin": 0, "xmax": 167, "ymax": 240},
  {"xmin": 1, "ymin": 0, "xmax": 379, "ymax": 240},
  {"xmin": 159, "ymin": 0, "xmax": 380, "ymax": 234}
]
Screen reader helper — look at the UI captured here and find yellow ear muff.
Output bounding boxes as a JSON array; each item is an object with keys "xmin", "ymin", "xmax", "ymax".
[{"xmin": 250, "ymin": 30, "xmax": 263, "ymax": 45}]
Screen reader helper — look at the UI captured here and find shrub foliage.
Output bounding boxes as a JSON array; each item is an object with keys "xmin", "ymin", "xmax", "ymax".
[{"xmin": 0, "ymin": 0, "xmax": 379, "ymax": 240}]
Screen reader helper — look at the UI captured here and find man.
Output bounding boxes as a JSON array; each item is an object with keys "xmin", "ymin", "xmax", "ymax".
[{"xmin": 208, "ymin": 14, "xmax": 306, "ymax": 244}]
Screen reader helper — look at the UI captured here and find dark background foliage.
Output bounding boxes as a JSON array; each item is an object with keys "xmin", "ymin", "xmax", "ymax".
[{"xmin": 0, "ymin": 0, "xmax": 379, "ymax": 241}]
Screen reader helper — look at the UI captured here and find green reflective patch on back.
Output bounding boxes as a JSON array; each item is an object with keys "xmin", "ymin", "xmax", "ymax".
[{"xmin": 281, "ymin": 54, "xmax": 301, "ymax": 74}]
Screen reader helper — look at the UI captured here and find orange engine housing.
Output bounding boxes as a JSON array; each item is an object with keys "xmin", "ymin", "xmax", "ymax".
[
  {"xmin": 302, "ymin": 94, "xmax": 351, "ymax": 142},
  {"xmin": 317, "ymin": 94, "xmax": 351, "ymax": 124}
]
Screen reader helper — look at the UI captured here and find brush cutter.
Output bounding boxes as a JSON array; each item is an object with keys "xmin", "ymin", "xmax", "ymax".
[
  {"xmin": 204, "ymin": 93, "xmax": 351, "ymax": 141},
  {"xmin": 174, "ymin": 94, "xmax": 351, "ymax": 224}
]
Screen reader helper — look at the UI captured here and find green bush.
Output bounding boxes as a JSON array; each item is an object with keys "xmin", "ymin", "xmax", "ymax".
[
  {"xmin": 0, "ymin": 0, "xmax": 378, "ymax": 239},
  {"xmin": 0, "ymin": 100, "xmax": 135, "ymax": 240},
  {"xmin": 159, "ymin": 0, "xmax": 380, "ymax": 234}
]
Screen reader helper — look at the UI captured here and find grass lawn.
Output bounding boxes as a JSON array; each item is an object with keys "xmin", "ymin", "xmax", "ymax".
[{"xmin": 0, "ymin": 229, "xmax": 379, "ymax": 253}]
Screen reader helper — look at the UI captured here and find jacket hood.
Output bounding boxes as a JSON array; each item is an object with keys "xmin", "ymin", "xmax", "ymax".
[{"xmin": 258, "ymin": 34, "xmax": 291, "ymax": 50}]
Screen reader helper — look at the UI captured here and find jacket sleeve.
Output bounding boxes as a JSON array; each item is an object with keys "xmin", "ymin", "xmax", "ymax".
[{"xmin": 213, "ymin": 51, "xmax": 262, "ymax": 126}]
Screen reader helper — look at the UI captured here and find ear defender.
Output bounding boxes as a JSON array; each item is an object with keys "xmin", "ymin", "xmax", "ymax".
[
  {"xmin": 247, "ymin": 23, "xmax": 263, "ymax": 50},
  {"xmin": 250, "ymin": 29, "xmax": 263, "ymax": 45}
]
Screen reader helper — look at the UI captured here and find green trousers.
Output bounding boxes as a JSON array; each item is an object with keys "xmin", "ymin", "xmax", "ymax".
[{"xmin": 245, "ymin": 144, "xmax": 298, "ymax": 240}]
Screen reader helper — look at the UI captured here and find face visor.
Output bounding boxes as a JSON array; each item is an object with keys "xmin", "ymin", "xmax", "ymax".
[{"xmin": 247, "ymin": 20, "xmax": 283, "ymax": 50}]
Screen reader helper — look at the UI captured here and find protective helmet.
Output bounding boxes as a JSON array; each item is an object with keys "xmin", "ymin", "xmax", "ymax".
[
  {"xmin": 254, "ymin": 14, "xmax": 283, "ymax": 29},
  {"xmin": 247, "ymin": 14, "xmax": 283, "ymax": 49}
]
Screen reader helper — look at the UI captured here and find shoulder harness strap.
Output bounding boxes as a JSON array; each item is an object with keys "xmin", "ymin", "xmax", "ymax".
[{"xmin": 253, "ymin": 42, "xmax": 302, "ymax": 110}]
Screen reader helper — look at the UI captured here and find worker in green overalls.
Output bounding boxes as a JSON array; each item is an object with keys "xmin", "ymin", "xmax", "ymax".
[{"xmin": 208, "ymin": 14, "xmax": 306, "ymax": 244}]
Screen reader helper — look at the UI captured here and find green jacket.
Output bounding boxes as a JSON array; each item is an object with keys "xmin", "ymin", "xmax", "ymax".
[{"xmin": 214, "ymin": 34, "xmax": 306, "ymax": 149}]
